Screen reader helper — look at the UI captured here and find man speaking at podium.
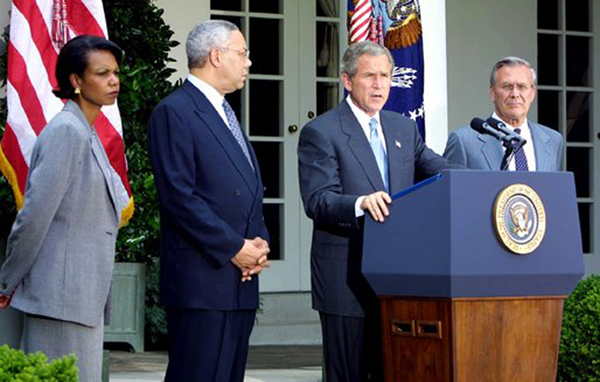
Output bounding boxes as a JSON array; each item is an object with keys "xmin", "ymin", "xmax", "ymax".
[
  {"xmin": 444, "ymin": 57, "xmax": 563, "ymax": 171},
  {"xmin": 298, "ymin": 41, "xmax": 457, "ymax": 382}
]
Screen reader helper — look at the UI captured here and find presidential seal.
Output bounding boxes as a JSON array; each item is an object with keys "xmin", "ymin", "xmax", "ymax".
[{"xmin": 494, "ymin": 184, "xmax": 546, "ymax": 254}]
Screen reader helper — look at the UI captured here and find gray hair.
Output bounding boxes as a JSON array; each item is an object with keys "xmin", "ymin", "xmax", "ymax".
[
  {"xmin": 186, "ymin": 20, "xmax": 239, "ymax": 69},
  {"xmin": 341, "ymin": 41, "xmax": 394, "ymax": 78},
  {"xmin": 489, "ymin": 56, "xmax": 537, "ymax": 87}
]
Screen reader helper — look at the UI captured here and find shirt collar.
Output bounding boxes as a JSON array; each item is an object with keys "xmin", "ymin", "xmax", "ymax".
[
  {"xmin": 187, "ymin": 74, "xmax": 224, "ymax": 111},
  {"xmin": 346, "ymin": 95, "xmax": 381, "ymax": 126}
]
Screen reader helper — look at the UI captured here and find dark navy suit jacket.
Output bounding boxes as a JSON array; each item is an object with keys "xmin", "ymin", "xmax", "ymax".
[
  {"xmin": 148, "ymin": 80, "xmax": 268, "ymax": 310},
  {"xmin": 298, "ymin": 100, "xmax": 456, "ymax": 318}
]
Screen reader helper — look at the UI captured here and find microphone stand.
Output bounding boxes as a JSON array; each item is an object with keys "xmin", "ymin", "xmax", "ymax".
[{"xmin": 500, "ymin": 133, "xmax": 526, "ymax": 171}]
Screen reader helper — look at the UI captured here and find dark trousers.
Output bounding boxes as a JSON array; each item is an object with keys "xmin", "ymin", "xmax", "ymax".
[
  {"xmin": 165, "ymin": 307, "xmax": 256, "ymax": 382},
  {"xmin": 320, "ymin": 312, "xmax": 383, "ymax": 382}
]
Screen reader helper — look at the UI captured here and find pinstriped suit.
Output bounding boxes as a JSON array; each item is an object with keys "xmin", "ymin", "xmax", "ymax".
[
  {"xmin": 0, "ymin": 101, "xmax": 120, "ymax": 380},
  {"xmin": 148, "ymin": 80, "xmax": 268, "ymax": 381}
]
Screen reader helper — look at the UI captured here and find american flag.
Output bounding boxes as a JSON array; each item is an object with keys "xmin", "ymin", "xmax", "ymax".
[
  {"xmin": 0, "ymin": 0, "xmax": 133, "ymax": 224},
  {"xmin": 348, "ymin": 0, "xmax": 426, "ymax": 139},
  {"xmin": 349, "ymin": 0, "xmax": 372, "ymax": 43}
]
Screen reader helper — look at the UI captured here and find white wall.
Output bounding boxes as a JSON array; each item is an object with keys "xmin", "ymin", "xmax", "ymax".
[
  {"xmin": 154, "ymin": 0, "xmax": 210, "ymax": 82},
  {"xmin": 445, "ymin": 0, "xmax": 538, "ymax": 131},
  {"xmin": 422, "ymin": 0, "xmax": 449, "ymax": 153}
]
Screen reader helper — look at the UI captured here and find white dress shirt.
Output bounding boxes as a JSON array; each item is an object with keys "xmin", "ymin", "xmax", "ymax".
[{"xmin": 345, "ymin": 96, "xmax": 388, "ymax": 217}]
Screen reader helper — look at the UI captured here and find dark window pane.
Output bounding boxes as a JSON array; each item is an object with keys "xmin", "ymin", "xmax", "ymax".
[
  {"xmin": 537, "ymin": 90, "xmax": 560, "ymax": 131},
  {"xmin": 566, "ymin": 147, "xmax": 591, "ymax": 198},
  {"xmin": 566, "ymin": 0, "xmax": 590, "ymax": 32},
  {"xmin": 211, "ymin": 15, "xmax": 243, "ymax": 29},
  {"xmin": 537, "ymin": 34, "xmax": 559, "ymax": 86},
  {"xmin": 566, "ymin": 92, "xmax": 591, "ymax": 142},
  {"xmin": 263, "ymin": 204, "xmax": 283, "ymax": 260},
  {"xmin": 566, "ymin": 36, "xmax": 591, "ymax": 87},
  {"xmin": 317, "ymin": 22, "xmax": 340, "ymax": 78},
  {"xmin": 317, "ymin": 0, "xmax": 339, "ymax": 17},
  {"xmin": 249, "ymin": 80, "xmax": 282, "ymax": 137},
  {"xmin": 250, "ymin": 0, "xmax": 282, "ymax": 14},
  {"xmin": 253, "ymin": 142, "xmax": 282, "ymax": 198},
  {"xmin": 211, "ymin": 0, "xmax": 242, "ymax": 12},
  {"xmin": 537, "ymin": 0, "xmax": 560, "ymax": 30},
  {"xmin": 317, "ymin": 82, "xmax": 339, "ymax": 115},
  {"xmin": 577, "ymin": 203, "xmax": 591, "ymax": 254},
  {"xmin": 249, "ymin": 18, "xmax": 282, "ymax": 75}
]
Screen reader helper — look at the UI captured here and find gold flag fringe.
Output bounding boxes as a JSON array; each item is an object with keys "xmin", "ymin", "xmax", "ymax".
[
  {"xmin": 119, "ymin": 196, "xmax": 134, "ymax": 228},
  {"xmin": 0, "ymin": 146, "xmax": 24, "ymax": 210},
  {"xmin": 385, "ymin": 15, "xmax": 422, "ymax": 50}
]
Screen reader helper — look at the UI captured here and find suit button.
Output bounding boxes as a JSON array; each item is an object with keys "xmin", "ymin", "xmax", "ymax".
[
  {"xmin": 235, "ymin": 190, "xmax": 242, "ymax": 196},
  {"xmin": 1, "ymin": 283, "xmax": 7, "ymax": 290}
]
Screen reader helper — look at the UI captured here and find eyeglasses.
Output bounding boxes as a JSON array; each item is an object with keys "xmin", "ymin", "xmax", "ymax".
[
  {"xmin": 219, "ymin": 47, "xmax": 250, "ymax": 59},
  {"xmin": 498, "ymin": 83, "xmax": 533, "ymax": 93}
]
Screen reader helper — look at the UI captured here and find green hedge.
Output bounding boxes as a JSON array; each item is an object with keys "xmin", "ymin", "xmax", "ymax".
[
  {"xmin": 0, "ymin": 345, "xmax": 78, "ymax": 381},
  {"xmin": 558, "ymin": 275, "xmax": 600, "ymax": 381}
]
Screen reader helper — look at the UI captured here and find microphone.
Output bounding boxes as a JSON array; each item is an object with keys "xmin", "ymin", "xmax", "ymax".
[
  {"xmin": 486, "ymin": 117, "xmax": 515, "ymax": 136},
  {"xmin": 470, "ymin": 118, "xmax": 509, "ymax": 142},
  {"xmin": 470, "ymin": 117, "xmax": 526, "ymax": 150},
  {"xmin": 486, "ymin": 117, "xmax": 527, "ymax": 149}
]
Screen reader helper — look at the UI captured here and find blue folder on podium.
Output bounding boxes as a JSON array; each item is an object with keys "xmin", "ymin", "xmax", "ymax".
[{"xmin": 362, "ymin": 170, "xmax": 584, "ymax": 298}]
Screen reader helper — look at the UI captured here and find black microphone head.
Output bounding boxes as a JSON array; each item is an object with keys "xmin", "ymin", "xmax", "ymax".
[
  {"xmin": 486, "ymin": 117, "xmax": 503, "ymax": 129},
  {"xmin": 470, "ymin": 117, "xmax": 487, "ymax": 134}
]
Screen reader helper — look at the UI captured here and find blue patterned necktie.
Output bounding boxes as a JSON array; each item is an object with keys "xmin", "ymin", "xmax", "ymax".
[
  {"xmin": 369, "ymin": 118, "xmax": 389, "ymax": 191},
  {"xmin": 222, "ymin": 99, "xmax": 254, "ymax": 171},
  {"xmin": 513, "ymin": 128, "xmax": 529, "ymax": 171}
]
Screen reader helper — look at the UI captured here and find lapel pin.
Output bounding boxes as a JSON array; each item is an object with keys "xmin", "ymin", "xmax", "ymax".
[{"xmin": 395, "ymin": 140, "xmax": 402, "ymax": 148}]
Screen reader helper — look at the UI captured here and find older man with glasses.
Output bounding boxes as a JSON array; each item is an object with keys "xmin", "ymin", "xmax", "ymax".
[
  {"xmin": 148, "ymin": 19, "xmax": 270, "ymax": 382},
  {"xmin": 444, "ymin": 56, "xmax": 564, "ymax": 172}
]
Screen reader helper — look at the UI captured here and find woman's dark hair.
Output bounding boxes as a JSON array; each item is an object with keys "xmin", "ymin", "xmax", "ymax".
[{"xmin": 53, "ymin": 35, "xmax": 123, "ymax": 99}]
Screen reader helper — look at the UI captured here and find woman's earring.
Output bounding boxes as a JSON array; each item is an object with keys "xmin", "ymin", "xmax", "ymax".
[{"xmin": 75, "ymin": 88, "xmax": 81, "ymax": 95}]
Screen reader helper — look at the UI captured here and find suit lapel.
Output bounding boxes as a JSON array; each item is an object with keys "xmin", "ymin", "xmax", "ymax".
[
  {"xmin": 380, "ymin": 112, "xmax": 409, "ymax": 194},
  {"xmin": 529, "ymin": 122, "xmax": 551, "ymax": 171},
  {"xmin": 66, "ymin": 101, "xmax": 120, "ymax": 220},
  {"xmin": 477, "ymin": 133, "xmax": 504, "ymax": 170},
  {"xmin": 182, "ymin": 81, "xmax": 259, "ymax": 196},
  {"xmin": 339, "ymin": 102, "xmax": 386, "ymax": 191}
]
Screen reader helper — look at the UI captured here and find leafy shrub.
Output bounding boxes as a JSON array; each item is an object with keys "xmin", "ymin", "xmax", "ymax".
[
  {"xmin": 558, "ymin": 275, "xmax": 600, "ymax": 381},
  {"xmin": 103, "ymin": 0, "xmax": 179, "ymax": 347},
  {"xmin": 0, "ymin": 345, "xmax": 78, "ymax": 381}
]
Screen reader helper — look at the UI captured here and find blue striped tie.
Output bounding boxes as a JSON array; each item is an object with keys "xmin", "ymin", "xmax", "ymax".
[{"xmin": 369, "ymin": 118, "xmax": 389, "ymax": 192}]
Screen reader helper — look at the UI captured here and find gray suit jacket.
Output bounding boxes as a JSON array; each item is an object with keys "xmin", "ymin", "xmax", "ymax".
[
  {"xmin": 298, "ymin": 101, "xmax": 456, "ymax": 318},
  {"xmin": 0, "ymin": 101, "xmax": 120, "ymax": 327},
  {"xmin": 443, "ymin": 121, "xmax": 564, "ymax": 171}
]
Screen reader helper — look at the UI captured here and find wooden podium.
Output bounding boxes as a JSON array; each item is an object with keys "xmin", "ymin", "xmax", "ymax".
[{"xmin": 362, "ymin": 171, "xmax": 584, "ymax": 382}]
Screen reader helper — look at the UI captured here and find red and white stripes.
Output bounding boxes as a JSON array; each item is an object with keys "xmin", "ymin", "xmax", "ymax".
[
  {"xmin": 349, "ymin": 0, "xmax": 373, "ymax": 43},
  {"xmin": 0, "ymin": 0, "xmax": 133, "ymax": 224}
]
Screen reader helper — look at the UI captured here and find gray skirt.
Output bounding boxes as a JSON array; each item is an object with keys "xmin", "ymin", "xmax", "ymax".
[{"xmin": 21, "ymin": 314, "xmax": 104, "ymax": 382}]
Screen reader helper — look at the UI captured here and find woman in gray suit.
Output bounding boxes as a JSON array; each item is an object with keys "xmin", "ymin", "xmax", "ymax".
[{"xmin": 0, "ymin": 35, "xmax": 123, "ymax": 381}]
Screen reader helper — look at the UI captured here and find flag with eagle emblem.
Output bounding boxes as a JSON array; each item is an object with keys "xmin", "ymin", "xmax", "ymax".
[{"xmin": 348, "ymin": 0, "xmax": 425, "ymax": 138}]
